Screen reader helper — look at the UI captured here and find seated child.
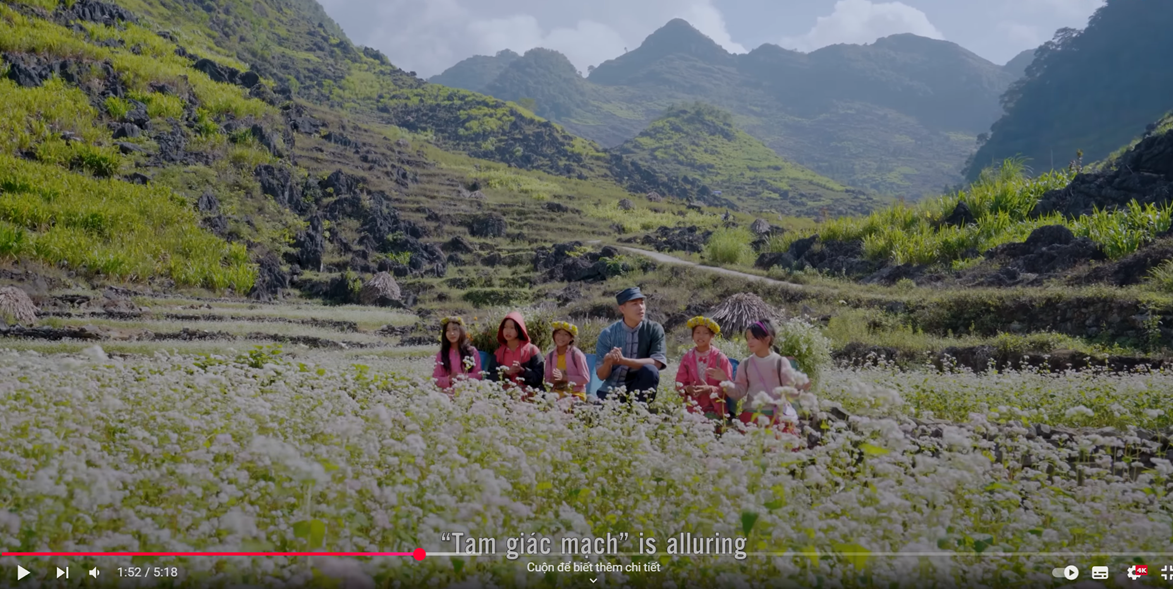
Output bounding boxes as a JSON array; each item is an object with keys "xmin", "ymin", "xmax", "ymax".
[
  {"xmin": 544, "ymin": 321, "xmax": 590, "ymax": 401},
  {"xmin": 720, "ymin": 319, "xmax": 810, "ymax": 437},
  {"xmin": 675, "ymin": 316, "xmax": 734, "ymax": 421},
  {"xmin": 432, "ymin": 316, "xmax": 482, "ymax": 391},
  {"xmin": 486, "ymin": 311, "xmax": 545, "ymax": 393}
]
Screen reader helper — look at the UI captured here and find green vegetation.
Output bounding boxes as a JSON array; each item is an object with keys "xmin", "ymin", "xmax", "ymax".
[
  {"xmin": 0, "ymin": 155, "xmax": 254, "ymax": 289},
  {"xmin": 616, "ymin": 103, "xmax": 881, "ymax": 216},
  {"xmin": 967, "ymin": 0, "xmax": 1173, "ymax": 179},
  {"xmin": 705, "ymin": 227, "xmax": 754, "ymax": 266},
  {"xmin": 770, "ymin": 160, "xmax": 1173, "ymax": 267},
  {"xmin": 0, "ymin": 9, "xmax": 271, "ymax": 119}
]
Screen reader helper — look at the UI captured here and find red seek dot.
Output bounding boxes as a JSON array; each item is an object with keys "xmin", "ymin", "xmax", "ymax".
[{"xmin": 412, "ymin": 548, "xmax": 426, "ymax": 561}]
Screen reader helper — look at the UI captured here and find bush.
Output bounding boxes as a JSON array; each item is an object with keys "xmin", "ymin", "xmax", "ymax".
[
  {"xmin": 773, "ymin": 317, "xmax": 833, "ymax": 387},
  {"xmin": 1149, "ymin": 259, "xmax": 1173, "ymax": 293},
  {"xmin": 705, "ymin": 228, "xmax": 754, "ymax": 265}
]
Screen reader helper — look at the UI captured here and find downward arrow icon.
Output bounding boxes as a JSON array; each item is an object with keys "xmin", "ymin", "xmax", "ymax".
[{"xmin": 589, "ymin": 578, "xmax": 597, "ymax": 583}]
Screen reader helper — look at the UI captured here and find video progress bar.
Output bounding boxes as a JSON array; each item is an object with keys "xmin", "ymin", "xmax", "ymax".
[{"xmin": 1, "ymin": 550, "xmax": 427, "ymax": 560}]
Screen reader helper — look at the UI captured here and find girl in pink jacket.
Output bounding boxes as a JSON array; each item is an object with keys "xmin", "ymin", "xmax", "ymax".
[
  {"xmin": 675, "ymin": 316, "xmax": 734, "ymax": 421},
  {"xmin": 432, "ymin": 316, "xmax": 482, "ymax": 391},
  {"xmin": 544, "ymin": 321, "xmax": 590, "ymax": 401}
]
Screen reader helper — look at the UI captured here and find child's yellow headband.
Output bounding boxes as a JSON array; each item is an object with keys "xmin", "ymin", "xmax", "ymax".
[
  {"xmin": 686, "ymin": 316, "xmax": 720, "ymax": 337},
  {"xmin": 551, "ymin": 321, "xmax": 578, "ymax": 337}
]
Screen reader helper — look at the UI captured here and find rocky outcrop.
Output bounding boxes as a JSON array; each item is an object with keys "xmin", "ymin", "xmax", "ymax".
[
  {"xmin": 57, "ymin": 0, "xmax": 137, "ymax": 26},
  {"xmin": 292, "ymin": 215, "xmax": 326, "ymax": 272},
  {"xmin": 255, "ymin": 164, "xmax": 304, "ymax": 212},
  {"xmin": 1076, "ymin": 238, "xmax": 1173, "ymax": 286},
  {"xmin": 1034, "ymin": 129, "xmax": 1173, "ymax": 218},
  {"xmin": 985, "ymin": 225, "xmax": 1105, "ymax": 275},
  {"xmin": 533, "ymin": 242, "xmax": 631, "ymax": 283},
  {"xmin": 248, "ymin": 253, "xmax": 290, "ymax": 302},
  {"xmin": 755, "ymin": 235, "xmax": 881, "ymax": 277},
  {"xmin": 465, "ymin": 212, "xmax": 507, "ymax": 238},
  {"xmin": 942, "ymin": 201, "xmax": 977, "ymax": 227},
  {"xmin": 627, "ymin": 225, "xmax": 711, "ymax": 253}
]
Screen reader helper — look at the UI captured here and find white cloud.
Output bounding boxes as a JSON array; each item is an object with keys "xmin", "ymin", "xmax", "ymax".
[
  {"xmin": 996, "ymin": 21, "xmax": 1043, "ymax": 50},
  {"xmin": 1018, "ymin": 0, "xmax": 1104, "ymax": 19},
  {"xmin": 466, "ymin": 17, "xmax": 628, "ymax": 75},
  {"xmin": 781, "ymin": 0, "xmax": 945, "ymax": 53},
  {"xmin": 316, "ymin": 0, "xmax": 744, "ymax": 78}
]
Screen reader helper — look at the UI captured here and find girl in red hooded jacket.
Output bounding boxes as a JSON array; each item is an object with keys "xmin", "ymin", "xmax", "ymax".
[{"xmin": 486, "ymin": 312, "xmax": 545, "ymax": 393}]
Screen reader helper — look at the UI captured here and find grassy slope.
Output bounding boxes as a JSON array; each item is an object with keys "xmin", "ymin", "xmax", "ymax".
[
  {"xmin": 0, "ymin": 0, "xmax": 760, "ymax": 300},
  {"xmin": 615, "ymin": 103, "xmax": 886, "ymax": 217},
  {"xmin": 0, "ymin": 3, "xmax": 277, "ymax": 290},
  {"xmin": 770, "ymin": 157, "xmax": 1172, "ymax": 271}
]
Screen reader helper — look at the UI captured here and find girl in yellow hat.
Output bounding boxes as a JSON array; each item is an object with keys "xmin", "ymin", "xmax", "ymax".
[
  {"xmin": 544, "ymin": 321, "xmax": 589, "ymax": 401},
  {"xmin": 675, "ymin": 316, "xmax": 733, "ymax": 421}
]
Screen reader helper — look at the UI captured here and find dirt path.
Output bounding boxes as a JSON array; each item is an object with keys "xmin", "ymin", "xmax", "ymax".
[{"xmin": 616, "ymin": 246, "xmax": 803, "ymax": 288}]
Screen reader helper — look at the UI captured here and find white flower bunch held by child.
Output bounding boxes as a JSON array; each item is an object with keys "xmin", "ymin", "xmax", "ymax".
[{"xmin": 720, "ymin": 319, "xmax": 809, "ymax": 437}]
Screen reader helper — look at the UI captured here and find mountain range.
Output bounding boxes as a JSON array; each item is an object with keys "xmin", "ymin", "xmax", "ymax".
[
  {"xmin": 966, "ymin": 0, "xmax": 1173, "ymax": 179},
  {"xmin": 431, "ymin": 19, "xmax": 1031, "ymax": 198}
]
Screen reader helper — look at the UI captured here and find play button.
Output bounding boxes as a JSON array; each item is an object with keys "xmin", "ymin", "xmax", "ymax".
[{"xmin": 16, "ymin": 566, "xmax": 30, "ymax": 581}]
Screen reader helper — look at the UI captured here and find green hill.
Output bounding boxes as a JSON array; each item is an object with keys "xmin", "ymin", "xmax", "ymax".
[
  {"xmin": 965, "ymin": 0, "xmax": 1173, "ymax": 181},
  {"xmin": 433, "ymin": 20, "xmax": 1019, "ymax": 197},
  {"xmin": 428, "ymin": 49, "xmax": 519, "ymax": 93},
  {"xmin": 0, "ymin": 0, "xmax": 756, "ymax": 304},
  {"xmin": 616, "ymin": 103, "xmax": 882, "ymax": 216},
  {"xmin": 1001, "ymin": 48, "xmax": 1036, "ymax": 81}
]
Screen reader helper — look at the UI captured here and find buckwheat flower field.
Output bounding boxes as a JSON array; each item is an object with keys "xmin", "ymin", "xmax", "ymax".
[{"xmin": 1, "ymin": 346, "xmax": 1171, "ymax": 588}]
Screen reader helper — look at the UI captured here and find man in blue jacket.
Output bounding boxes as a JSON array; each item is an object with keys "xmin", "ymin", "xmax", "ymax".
[{"xmin": 595, "ymin": 287, "xmax": 667, "ymax": 403}]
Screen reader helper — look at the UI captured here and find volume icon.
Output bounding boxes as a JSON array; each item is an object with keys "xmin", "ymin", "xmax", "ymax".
[{"xmin": 89, "ymin": 568, "xmax": 100, "ymax": 578}]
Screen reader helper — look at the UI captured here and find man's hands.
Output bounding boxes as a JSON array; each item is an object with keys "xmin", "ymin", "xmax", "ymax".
[{"xmin": 603, "ymin": 347, "xmax": 624, "ymax": 367}]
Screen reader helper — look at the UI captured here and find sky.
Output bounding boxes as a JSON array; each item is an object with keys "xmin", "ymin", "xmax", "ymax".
[{"xmin": 315, "ymin": 0, "xmax": 1106, "ymax": 78}]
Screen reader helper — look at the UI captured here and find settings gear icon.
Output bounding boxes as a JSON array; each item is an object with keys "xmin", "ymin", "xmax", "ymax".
[{"xmin": 1128, "ymin": 565, "xmax": 1143, "ymax": 580}]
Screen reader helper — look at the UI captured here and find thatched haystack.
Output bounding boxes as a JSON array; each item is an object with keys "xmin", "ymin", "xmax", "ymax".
[
  {"xmin": 359, "ymin": 272, "xmax": 402, "ymax": 306},
  {"xmin": 618, "ymin": 198, "xmax": 634, "ymax": 210},
  {"xmin": 709, "ymin": 293, "xmax": 782, "ymax": 337},
  {"xmin": 750, "ymin": 218, "xmax": 772, "ymax": 235},
  {"xmin": 0, "ymin": 286, "xmax": 37, "ymax": 325}
]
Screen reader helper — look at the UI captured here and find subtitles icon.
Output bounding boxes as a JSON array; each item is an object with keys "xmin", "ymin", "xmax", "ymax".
[
  {"xmin": 1092, "ymin": 566, "xmax": 1109, "ymax": 580},
  {"xmin": 1127, "ymin": 564, "xmax": 1147, "ymax": 580}
]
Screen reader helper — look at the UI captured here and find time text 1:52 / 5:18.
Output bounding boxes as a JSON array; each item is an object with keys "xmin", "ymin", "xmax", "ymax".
[{"xmin": 118, "ymin": 567, "xmax": 180, "ymax": 578}]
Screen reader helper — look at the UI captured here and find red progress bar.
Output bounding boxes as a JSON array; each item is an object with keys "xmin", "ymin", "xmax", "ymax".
[{"xmin": 2, "ymin": 549, "xmax": 427, "ymax": 561}]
